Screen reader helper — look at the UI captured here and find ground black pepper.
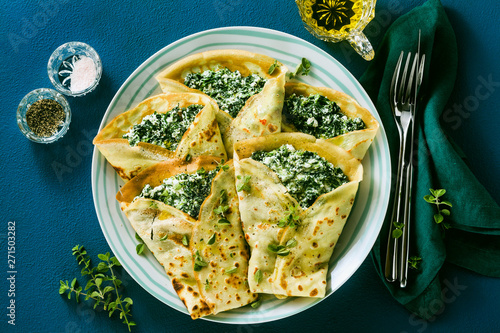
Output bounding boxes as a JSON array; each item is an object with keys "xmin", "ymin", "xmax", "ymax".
[{"xmin": 26, "ymin": 99, "xmax": 66, "ymax": 137}]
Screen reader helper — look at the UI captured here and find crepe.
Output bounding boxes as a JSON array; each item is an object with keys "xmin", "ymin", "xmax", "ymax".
[
  {"xmin": 192, "ymin": 161, "xmax": 257, "ymax": 314},
  {"xmin": 116, "ymin": 157, "xmax": 256, "ymax": 318},
  {"xmin": 233, "ymin": 133, "xmax": 363, "ymax": 298},
  {"xmin": 155, "ymin": 49, "xmax": 288, "ymax": 156},
  {"xmin": 93, "ymin": 92, "xmax": 226, "ymax": 181},
  {"xmin": 283, "ymin": 82, "xmax": 379, "ymax": 160}
]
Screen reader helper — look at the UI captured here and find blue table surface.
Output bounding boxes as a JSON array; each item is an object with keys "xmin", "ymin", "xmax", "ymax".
[{"xmin": 1, "ymin": 0, "xmax": 499, "ymax": 332}]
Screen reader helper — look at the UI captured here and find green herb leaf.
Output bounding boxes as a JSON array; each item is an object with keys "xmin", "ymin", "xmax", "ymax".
[
  {"xmin": 159, "ymin": 234, "xmax": 168, "ymax": 241},
  {"xmin": 286, "ymin": 238, "xmax": 297, "ymax": 248},
  {"xmin": 441, "ymin": 209, "xmax": 451, "ymax": 216},
  {"xmin": 237, "ymin": 175, "xmax": 252, "ymax": 192},
  {"xmin": 288, "ymin": 57, "xmax": 312, "ymax": 79},
  {"xmin": 135, "ymin": 233, "xmax": 142, "ymax": 242},
  {"xmin": 393, "ymin": 221, "xmax": 404, "ymax": 229},
  {"xmin": 193, "ymin": 250, "xmax": 208, "ymax": 271},
  {"xmin": 392, "ymin": 229, "xmax": 403, "ymax": 239},
  {"xmin": 103, "ymin": 286, "xmax": 115, "ymax": 295},
  {"xmin": 277, "ymin": 205, "xmax": 301, "ymax": 228},
  {"xmin": 219, "ymin": 189, "xmax": 228, "ymax": 204},
  {"xmin": 301, "ymin": 57, "xmax": 311, "ymax": 75},
  {"xmin": 267, "ymin": 243, "xmax": 279, "ymax": 253},
  {"xmin": 425, "ymin": 188, "xmax": 453, "ymax": 233},
  {"xmin": 423, "ymin": 195, "xmax": 435, "ymax": 203},
  {"xmin": 207, "ymin": 233, "xmax": 217, "ymax": 245},
  {"xmin": 182, "ymin": 235, "xmax": 189, "ymax": 246},
  {"xmin": 434, "ymin": 189, "xmax": 446, "ymax": 197},
  {"xmin": 218, "ymin": 218, "xmax": 231, "ymax": 225},
  {"xmin": 136, "ymin": 243, "xmax": 145, "ymax": 255},
  {"xmin": 111, "ymin": 257, "xmax": 121, "ymax": 266},
  {"xmin": 277, "ymin": 248, "xmax": 290, "ymax": 256},
  {"xmin": 409, "ymin": 256, "xmax": 422, "ymax": 270},
  {"xmin": 267, "ymin": 244, "xmax": 291, "ymax": 256},
  {"xmin": 254, "ymin": 269, "xmax": 263, "ymax": 284},
  {"xmin": 214, "ymin": 205, "xmax": 229, "ymax": 215},
  {"xmin": 71, "ymin": 277, "xmax": 77, "ymax": 288},
  {"xmin": 251, "ymin": 297, "xmax": 262, "ymax": 309},
  {"xmin": 59, "ymin": 280, "xmax": 69, "ymax": 294},
  {"xmin": 225, "ymin": 267, "xmax": 238, "ymax": 274},
  {"xmin": 268, "ymin": 60, "xmax": 279, "ymax": 75}
]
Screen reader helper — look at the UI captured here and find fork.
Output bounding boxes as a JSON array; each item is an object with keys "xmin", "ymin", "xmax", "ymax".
[{"xmin": 384, "ymin": 35, "xmax": 425, "ymax": 287}]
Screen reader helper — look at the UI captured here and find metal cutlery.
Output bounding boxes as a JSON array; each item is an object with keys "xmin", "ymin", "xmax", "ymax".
[{"xmin": 385, "ymin": 31, "xmax": 425, "ymax": 287}]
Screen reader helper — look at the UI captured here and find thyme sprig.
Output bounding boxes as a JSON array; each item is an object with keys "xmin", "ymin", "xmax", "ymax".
[
  {"xmin": 268, "ymin": 60, "xmax": 279, "ymax": 75},
  {"xmin": 267, "ymin": 238, "xmax": 298, "ymax": 257},
  {"xmin": 392, "ymin": 221, "xmax": 404, "ymax": 239},
  {"xmin": 408, "ymin": 256, "xmax": 422, "ymax": 270},
  {"xmin": 278, "ymin": 205, "xmax": 301, "ymax": 228},
  {"xmin": 135, "ymin": 232, "xmax": 146, "ymax": 255},
  {"xmin": 424, "ymin": 188, "xmax": 452, "ymax": 231},
  {"xmin": 288, "ymin": 57, "xmax": 311, "ymax": 79},
  {"xmin": 59, "ymin": 245, "xmax": 135, "ymax": 331},
  {"xmin": 236, "ymin": 175, "xmax": 251, "ymax": 192}
]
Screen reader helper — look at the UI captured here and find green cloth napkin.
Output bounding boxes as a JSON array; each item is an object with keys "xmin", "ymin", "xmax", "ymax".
[{"xmin": 359, "ymin": 0, "xmax": 500, "ymax": 320}]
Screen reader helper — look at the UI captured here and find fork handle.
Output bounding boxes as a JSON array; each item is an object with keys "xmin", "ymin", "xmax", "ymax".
[
  {"xmin": 399, "ymin": 162, "xmax": 413, "ymax": 287},
  {"xmin": 399, "ymin": 119, "xmax": 416, "ymax": 288},
  {"xmin": 384, "ymin": 130, "xmax": 406, "ymax": 282}
]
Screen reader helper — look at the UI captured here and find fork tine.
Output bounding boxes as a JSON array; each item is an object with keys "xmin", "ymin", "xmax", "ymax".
[
  {"xmin": 398, "ymin": 52, "xmax": 412, "ymax": 104},
  {"xmin": 390, "ymin": 51, "xmax": 404, "ymax": 107},
  {"xmin": 414, "ymin": 54, "xmax": 425, "ymax": 101},
  {"xmin": 418, "ymin": 54, "xmax": 425, "ymax": 85},
  {"xmin": 405, "ymin": 55, "xmax": 419, "ymax": 103}
]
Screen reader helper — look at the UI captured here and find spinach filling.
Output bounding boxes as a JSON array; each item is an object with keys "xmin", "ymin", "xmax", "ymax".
[
  {"xmin": 183, "ymin": 67, "xmax": 267, "ymax": 118},
  {"xmin": 136, "ymin": 168, "xmax": 218, "ymax": 219},
  {"xmin": 251, "ymin": 144, "xmax": 348, "ymax": 208},
  {"xmin": 284, "ymin": 93, "xmax": 366, "ymax": 139},
  {"xmin": 123, "ymin": 104, "xmax": 203, "ymax": 150}
]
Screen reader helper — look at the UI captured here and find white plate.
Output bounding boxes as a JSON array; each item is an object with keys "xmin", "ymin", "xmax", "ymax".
[{"xmin": 92, "ymin": 26, "xmax": 390, "ymax": 324}]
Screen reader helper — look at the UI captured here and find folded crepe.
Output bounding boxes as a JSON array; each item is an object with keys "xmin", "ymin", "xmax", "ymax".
[
  {"xmin": 116, "ymin": 156, "xmax": 256, "ymax": 319},
  {"xmin": 155, "ymin": 49, "xmax": 288, "ymax": 156},
  {"xmin": 233, "ymin": 133, "xmax": 363, "ymax": 298},
  {"xmin": 94, "ymin": 92, "xmax": 227, "ymax": 181},
  {"xmin": 283, "ymin": 82, "xmax": 379, "ymax": 160},
  {"xmin": 192, "ymin": 160, "xmax": 258, "ymax": 314}
]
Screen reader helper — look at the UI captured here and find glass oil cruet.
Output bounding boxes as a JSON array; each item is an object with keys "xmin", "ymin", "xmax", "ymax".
[{"xmin": 296, "ymin": 0, "xmax": 377, "ymax": 61}]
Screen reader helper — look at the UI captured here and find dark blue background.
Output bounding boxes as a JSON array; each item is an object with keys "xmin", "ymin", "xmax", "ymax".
[{"xmin": 1, "ymin": 0, "xmax": 499, "ymax": 332}]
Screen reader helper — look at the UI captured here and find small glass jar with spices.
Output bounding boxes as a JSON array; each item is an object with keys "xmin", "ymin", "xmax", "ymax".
[{"xmin": 17, "ymin": 88, "xmax": 71, "ymax": 143}]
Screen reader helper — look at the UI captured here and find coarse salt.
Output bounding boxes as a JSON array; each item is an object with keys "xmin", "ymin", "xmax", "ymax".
[{"xmin": 69, "ymin": 56, "xmax": 97, "ymax": 93}]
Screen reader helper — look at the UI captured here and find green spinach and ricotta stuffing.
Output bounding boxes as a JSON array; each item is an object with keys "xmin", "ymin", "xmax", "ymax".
[
  {"xmin": 251, "ymin": 144, "xmax": 348, "ymax": 208},
  {"xmin": 136, "ymin": 167, "xmax": 218, "ymax": 219},
  {"xmin": 183, "ymin": 67, "xmax": 267, "ymax": 118},
  {"xmin": 123, "ymin": 104, "xmax": 203, "ymax": 150},
  {"xmin": 284, "ymin": 93, "xmax": 366, "ymax": 139}
]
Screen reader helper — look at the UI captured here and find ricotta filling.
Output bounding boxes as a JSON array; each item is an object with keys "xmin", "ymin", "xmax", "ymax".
[
  {"xmin": 123, "ymin": 104, "xmax": 203, "ymax": 150},
  {"xmin": 183, "ymin": 67, "xmax": 267, "ymax": 118},
  {"xmin": 251, "ymin": 144, "xmax": 348, "ymax": 208},
  {"xmin": 284, "ymin": 93, "xmax": 366, "ymax": 139},
  {"xmin": 136, "ymin": 168, "xmax": 218, "ymax": 219}
]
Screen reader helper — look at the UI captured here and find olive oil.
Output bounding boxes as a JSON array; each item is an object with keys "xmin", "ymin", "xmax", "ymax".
[
  {"xmin": 296, "ymin": 0, "xmax": 377, "ymax": 60},
  {"xmin": 298, "ymin": 0, "xmax": 375, "ymax": 40}
]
